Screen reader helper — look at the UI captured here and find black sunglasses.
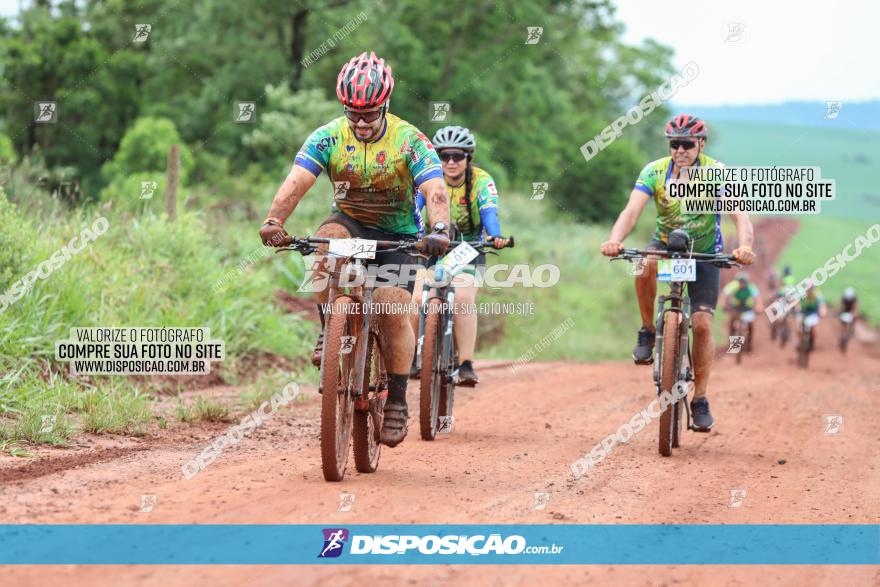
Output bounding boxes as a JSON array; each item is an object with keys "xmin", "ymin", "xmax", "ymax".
[
  {"xmin": 439, "ymin": 152, "xmax": 467, "ymax": 163},
  {"xmin": 343, "ymin": 106, "xmax": 386, "ymax": 123},
  {"xmin": 669, "ymin": 140, "xmax": 697, "ymax": 151}
]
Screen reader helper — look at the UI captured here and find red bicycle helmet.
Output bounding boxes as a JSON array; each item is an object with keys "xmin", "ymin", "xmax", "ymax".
[
  {"xmin": 336, "ymin": 52, "xmax": 394, "ymax": 108},
  {"xmin": 665, "ymin": 114, "xmax": 708, "ymax": 138}
]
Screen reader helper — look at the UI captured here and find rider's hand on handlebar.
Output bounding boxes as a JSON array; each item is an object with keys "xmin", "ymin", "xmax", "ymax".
[
  {"xmin": 600, "ymin": 240, "xmax": 625, "ymax": 257},
  {"xmin": 488, "ymin": 236, "xmax": 510, "ymax": 249},
  {"xmin": 732, "ymin": 246, "xmax": 755, "ymax": 265},
  {"xmin": 420, "ymin": 232, "xmax": 450, "ymax": 256},
  {"xmin": 260, "ymin": 218, "xmax": 291, "ymax": 247}
]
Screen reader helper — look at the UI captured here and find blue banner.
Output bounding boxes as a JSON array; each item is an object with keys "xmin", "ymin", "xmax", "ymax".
[{"xmin": 1, "ymin": 524, "xmax": 877, "ymax": 564}]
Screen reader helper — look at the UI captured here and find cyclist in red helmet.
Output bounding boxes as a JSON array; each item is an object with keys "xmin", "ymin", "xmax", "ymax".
[
  {"xmin": 259, "ymin": 52, "xmax": 451, "ymax": 448},
  {"xmin": 600, "ymin": 114, "xmax": 756, "ymax": 432}
]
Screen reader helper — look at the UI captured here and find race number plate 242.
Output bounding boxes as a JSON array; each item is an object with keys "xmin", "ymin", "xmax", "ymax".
[
  {"xmin": 328, "ymin": 238, "xmax": 377, "ymax": 259},
  {"xmin": 657, "ymin": 258, "xmax": 696, "ymax": 282}
]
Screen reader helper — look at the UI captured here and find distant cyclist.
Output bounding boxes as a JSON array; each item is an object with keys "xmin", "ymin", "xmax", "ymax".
[
  {"xmin": 410, "ymin": 126, "xmax": 509, "ymax": 386},
  {"xmin": 600, "ymin": 114, "xmax": 756, "ymax": 431},
  {"xmin": 840, "ymin": 287, "xmax": 858, "ymax": 315},
  {"xmin": 722, "ymin": 272, "xmax": 762, "ymax": 346},
  {"xmin": 798, "ymin": 282, "xmax": 827, "ymax": 350},
  {"xmin": 259, "ymin": 52, "xmax": 451, "ymax": 447}
]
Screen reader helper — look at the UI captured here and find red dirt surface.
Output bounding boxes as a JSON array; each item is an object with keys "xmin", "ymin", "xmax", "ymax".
[{"xmin": 2, "ymin": 218, "xmax": 878, "ymax": 585}]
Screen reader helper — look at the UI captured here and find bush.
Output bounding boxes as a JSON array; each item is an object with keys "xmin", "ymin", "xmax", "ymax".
[
  {"xmin": 101, "ymin": 117, "xmax": 194, "ymax": 188},
  {"xmin": 0, "ymin": 188, "xmax": 31, "ymax": 290}
]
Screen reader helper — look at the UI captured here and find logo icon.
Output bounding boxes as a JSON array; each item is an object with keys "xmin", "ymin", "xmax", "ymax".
[
  {"xmin": 40, "ymin": 415, "xmax": 57, "ymax": 434},
  {"xmin": 133, "ymin": 24, "xmax": 152, "ymax": 43},
  {"xmin": 430, "ymin": 101, "xmax": 451, "ymax": 122},
  {"xmin": 630, "ymin": 257, "xmax": 647, "ymax": 276},
  {"xmin": 724, "ymin": 22, "xmax": 745, "ymax": 43},
  {"xmin": 34, "ymin": 102, "xmax": 57, "ymax": 124},
  {"xmin": 531, "ymin": 182, "xmax": 548, "ymax": 200},
  {"xmin": 140, "ymin": 494, "xmax": 157, "ymax": 512},
  {"xmin": 823, "ymin": 414, "xmax": 843, "ymax": 435},
  {"xmin": 339, "ymin": 336, "xmax": 356, "ymax": 355},
  {"xmin": 728, "ymin": 489, "xmax": 746, "ymax": 508},
  {"xmin": 525, "ymin": 27, "xmax": 544, "ymax": 44},
  {"xmin": 727, "ymin": 336, "xmax": 745, "ymax": 353},
  {"xmin": 532, "ymin": 491, "xmax": 550, "ymax": 510},
  {"xmin": 438, "ymin": 415, "xmax": 454, "ymax": 434},
  {"xmin": 333, "ymin": 181, "xmax": 350, "ymax": 200},
  {"xmin": 346, "ymin": 145, "xmax": 356, "ymax": 152},
  {"xmin": 823, "ymin": 101, "xmax": 842, "ymax": 120},
  {"xmin": 234, "ymin": 102, "xmax": 256, "ymax": 123},
  {"xmin": 337, "ymin": 492, "xmax": 355, "ymax": 512},
  {"xmin": 318, "ymin": 528, "xmax": 349, "ymax": 558},
  {"xmin": 376, "ymin": 151, "xmax": 386, "ymax": 165},
  {"xmin": 140, "ymin": 181, "xmax": 158, "ymax": 200}
]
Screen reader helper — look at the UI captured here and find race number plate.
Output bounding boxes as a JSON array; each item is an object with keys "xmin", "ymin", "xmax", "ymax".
[
  {"xmin": 657, "ymin": 258, "xmax": 696, "ymax": 282},
  {"xmin": 328, "ymin": 238, "xmax": 377, "ymax": 259},
  {"xmin": 438, "ymin": 241, "xmax": 480, "ymax": 276}
]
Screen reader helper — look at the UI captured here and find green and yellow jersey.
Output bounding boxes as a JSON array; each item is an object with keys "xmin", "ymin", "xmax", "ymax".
[{"xmin": 634, "ymin": 153, "xmax": 724, "ymax": 254}]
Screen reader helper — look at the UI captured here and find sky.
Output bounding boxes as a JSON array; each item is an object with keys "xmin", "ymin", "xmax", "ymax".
[
  {"xmin": 1, "ymin": 0, "xmax": 877, "ymax": 106},
  {"xmin": 614, "ymin": 0, "xmax": 880, "ymax": 106}
]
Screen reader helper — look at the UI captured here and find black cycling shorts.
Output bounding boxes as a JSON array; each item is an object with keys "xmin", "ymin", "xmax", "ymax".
[
  {"xmin": 649, "ymin": 238, "xmax": 720, "ymax": 314},
  {"xmin": 319, "ymin": 212, "xmax": 425, "ymax": 293}
]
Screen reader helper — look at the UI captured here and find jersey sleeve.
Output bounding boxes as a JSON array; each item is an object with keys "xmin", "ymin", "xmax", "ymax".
[
  {"xmin": 404, "ymin": 129, "xmax": 443, "ymax": 188},
  {"xmin": 634, "ymin": 162, "xmax": 658, "ymax": 196},
  {"xmin": 474, "ymin": 172, "xmax": 499, "ymax": 210},
  {"xmin": 722, "ymin": 281, "xmax": 738, "ymax": 296},
  {"xmin": 293, "ymin": 122, "xmax": 338, "ymax": 177}
]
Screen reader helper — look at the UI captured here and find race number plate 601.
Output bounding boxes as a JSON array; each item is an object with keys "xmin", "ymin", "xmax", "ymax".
[{"xmin": 657, "ymin": 258, "xmax": 696, "ymax": 282}]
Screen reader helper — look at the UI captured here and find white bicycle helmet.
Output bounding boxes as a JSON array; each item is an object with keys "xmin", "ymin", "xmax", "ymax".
[{"xmin": 432, "ymin": 126, "xmax": 476, "ymax": 152}]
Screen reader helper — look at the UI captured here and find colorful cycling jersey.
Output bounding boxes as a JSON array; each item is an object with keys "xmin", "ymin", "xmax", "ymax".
[
  {"xmin": 414, "ymin": 165, "xmax": 501, "ymax": 239},
  {"xmin": 447, "ymin": 166, "xmax": 499, "ymax": 240},
  {"xmin": 294, "ymin": 113, "xmax": 442, "ymax": 234},
  {"xmin": 723, "ymin": 281, "xmax": 760, "ymax": 309},
  {"xmin": 801, "ymin": 291, "xmax": 825, "ymax": 315},
  {"xmin": 634, "ymin": 153, "xmax": 724, "ymax": 254}
]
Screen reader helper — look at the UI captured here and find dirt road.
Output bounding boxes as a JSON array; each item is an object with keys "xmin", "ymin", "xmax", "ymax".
[{"xmin": 2, "ymin": 218, "xmax": 879, "ymax": 585}]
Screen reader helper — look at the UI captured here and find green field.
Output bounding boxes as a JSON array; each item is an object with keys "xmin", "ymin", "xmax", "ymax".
[
  {"xmin": 709, "ymin": 121, "xmax": 880, "ymax": 324},
  {"xmin": 711, "ymin": 121, "xmax": 880, "ymax": 220}
]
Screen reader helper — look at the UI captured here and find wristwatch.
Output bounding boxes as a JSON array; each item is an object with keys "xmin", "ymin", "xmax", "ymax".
[{"xmin": 432, "ymin": 221, "xmax": 450, "ymax": 236}]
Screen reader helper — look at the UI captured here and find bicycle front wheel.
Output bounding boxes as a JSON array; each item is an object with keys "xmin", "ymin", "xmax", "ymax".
[
  {"xmin": 658, "ymin": 311, "xmax": 681, "ymax": 457},
  {"xmin": 353, "ymin": 325, "xmax": 384, "ymax": 473},
  {"xmin": 419, "ymin": 299, "xmax": 443, "ymax": 440},
  {"xmin": 320, "ymin": 299, "xmax": 357, "ymax": 482}
]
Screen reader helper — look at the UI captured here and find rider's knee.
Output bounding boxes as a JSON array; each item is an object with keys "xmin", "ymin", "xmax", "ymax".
[
  {"xmin": 315, "ymin": 222, "xmax": 350, "ymax": 239},
  {"xmin": 692, "ymin": 309, "xmax": 714, "ymax": 332}
]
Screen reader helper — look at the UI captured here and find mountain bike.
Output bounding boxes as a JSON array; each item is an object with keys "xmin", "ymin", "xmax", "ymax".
[
  {"xmin": 838, "ymin": 311, "xmax": 855, "ymax": 353},
  {"xmin": 797, "ymin": 313, "xmax": 820, "ymax": 368},
  {"xmin": 612, "ymin": 229, "xmax": 739, "ymax": 457},
  {"xmin": 415, "ymin": 236, "xmax": 515, "ymax": 440},
  {"xmin": 279, "ymin": 235, "xmax": 426, "ymax": 481}
]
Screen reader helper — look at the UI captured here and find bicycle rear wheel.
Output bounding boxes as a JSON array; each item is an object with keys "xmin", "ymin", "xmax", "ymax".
[
  {"xmin": 353, "ymin": 325, "xmax": 384, "ymax": 473},
  {"xmin": 658, "ymin": 311, "xmax": 681, "ymax": 457},
  {"xmin": 419, "ymin": 300, "xmax": 443, "ymax": 440},
  {"xmin": 320, "ymin": 299, "xmax": 357, "ymax": 482}
]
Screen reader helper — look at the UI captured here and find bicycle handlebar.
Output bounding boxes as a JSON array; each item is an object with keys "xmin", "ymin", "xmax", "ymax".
[
  {"xmin": 275, "ymin": 234, "xmax": 515, "ymax": 256},
  {"xmin": 611, "ymin": 248, "xmax": 741, "ymax": 268}
]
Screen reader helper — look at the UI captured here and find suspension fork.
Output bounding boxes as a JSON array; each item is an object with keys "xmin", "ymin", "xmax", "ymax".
[{"xmin": 351, "ymin": 285, "xmax": 373, "ymax": 409}]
